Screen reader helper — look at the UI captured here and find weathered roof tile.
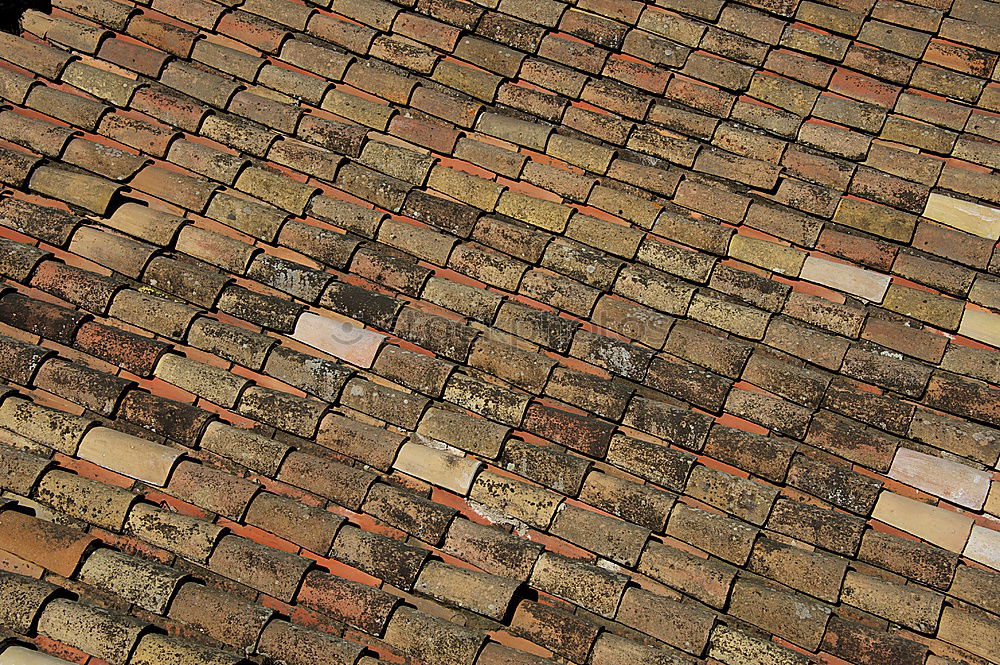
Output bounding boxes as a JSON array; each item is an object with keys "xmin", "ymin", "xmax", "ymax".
[
  {"xmin": 331, "ymin": 524, "xmax": 429, "ymax": 589},
  {"xmin": 167, "ymin": 581, "xmax": 273, "ymax": 647},
  {"xmin": 0, "ymin": 509, "xmax": 97, "ymax": 577},
  {"xmin": 237, "ymin": 385, "xmax": 326, "ymax": 437},
  {"xmin": 263, "ymin": 344, "xmax": 351, "ymax": 402},
  {"xmin": 0, "ymin": 337, "xmax": 52, "ymax": 390},
  {"xmin": 1, "ymin": 0, "xmax": 998, "ymax": 661},
  {"xmin": 209, "ymin": 534, "xmax": 311, "ymax": 601},
  {"xmin": 364, "ymin": 481, "xmax": 456, "ymax": 544},
  {"xmin": 277, "ymin": 450, "xmax": 374, "ymax": 511},
  {"xmin": 530, "ymin": 551, "xmax": 628, "ymax": 618},
  {"xmin": 258, "ymin": 619, "xmax": 363, "ymax": 665},
  {"xmin": 37, "ymin": 598, "xmax": 145, "ymax": 665},
  {"xmin": 0, "ymin": 571, "xmax": 59, "ymax": 634},
  {"xmin": 510, "ymin": 600, "xmax": 599, "ymax": 663}
]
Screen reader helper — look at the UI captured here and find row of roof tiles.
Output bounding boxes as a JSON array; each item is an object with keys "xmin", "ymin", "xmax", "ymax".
[{"xmin": 0, "ymin": 3, "xmax": 992, "ymax": 662}]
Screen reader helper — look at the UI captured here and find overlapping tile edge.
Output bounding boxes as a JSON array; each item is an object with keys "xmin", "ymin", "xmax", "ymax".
[{"xmin": 0, "ymin": 0, "xmax": 996, "ymax": 663}]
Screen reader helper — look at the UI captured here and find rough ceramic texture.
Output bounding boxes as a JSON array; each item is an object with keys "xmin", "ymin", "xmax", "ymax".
[{"xmin": 0, "ymin": 0, "xmax": 998, "ymax": 664}]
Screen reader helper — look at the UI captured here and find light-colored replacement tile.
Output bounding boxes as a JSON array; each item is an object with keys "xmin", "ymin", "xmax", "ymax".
[
  {"xmin": 291, "ymin": 311, "xmax": 385, "ymax": 369},
  {"xmin": 0, "ymin": 645, "xmax": 80, "ymax": 665},
  {"xmin": 77, "ymin": 427, "xmax": 182, "ymax": 486},
  {"xmin": 799, "ymin": 255, "xmax": 891, "ymax": 302},
  {"xmin": 871, "ymin": 490, "xmax": 973, "ymax": 553},
  {"xmin": 958, "ymin": 308, "xmax": 1000, "ymax": 348},
  {"xmin": 986, "ymin": 481, "xmax": 999, "ymax": 518},
  {"xmin": 889, "ymin": 448, "xmax": 991, "ymax": 510},
  {"xmin": 393, "ymin": 440, "xmax": 482, "ymax": 494},
  {"xmin": 964, "ymin": 524, "xmax": 1000, "ymax": 571},
  {"xmin": 922, "ymin": 193, "xmax": 1000, "ymax": 240}
]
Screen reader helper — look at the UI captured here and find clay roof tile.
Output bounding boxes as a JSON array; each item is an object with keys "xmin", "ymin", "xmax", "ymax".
[
  {"xmin": 0, "ymin": 336, "xmax": 52, "ymax": 387},
  {"xmin": 383, "ymin": 605, "xmax": 485, "ymax": 665},
  {"xmin": 130, "ymin": 633, "xmax": 247, "ymax": 665},
  {"xmin": 2, "ymin": 0, "xmax": 1000, "ymax": 661},
  {"xmin": 208, "ymin": 534, "xmax": 311, "ymax": 601},
  {"xmin": 0, "ymin": 110, "xmax": 75, "ymax": 158},
  {"xmin": 0, "ymin": 508, "xmax": 98, "ymax": 577},
  {"xmin": 0, "ymin": 571, "xmax": 60, "ymax": 635},
  {"xmin": 166, "ymin": 582, "xmax": 273, "ymax": 647},
  {"xmin": 126, "ymin": 503, "xmax": 224, "ymax": 561},
  {"xmin": 257, "ymin": 619, "xmax": 363, "ymax": 665},
  {"xmin": 330, "ymin": 524, "xmax": 430, "ymax": 589},
  {"xmin": 119, "ymin": 389, "xmax": 216, "ymax": 445},
  {"xmin": 296, "ymin": 568, "xmax": 398, "ymax": 633}
]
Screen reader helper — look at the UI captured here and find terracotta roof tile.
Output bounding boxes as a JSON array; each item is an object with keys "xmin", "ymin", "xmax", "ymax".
[
  {"xmin": 502, "ymin": 439, "xmax": 588, "ymax": 494},
  {"xmin": 0, "ymin": 111, "xmax": 74, "ymax": 158},
  {"xmin": 364, "ymin": 481, "xmax": 457, "ymax": 543},
  {"xmin": 417, "ymin": 406, "xmax": 510, "ymax": 458},
  {"xmin": 822, "ymin": 615, "xmax": 926, "ymax": 665},
  {"xmin": 0, "ymin": 396, "xmax": 92, "ymax": 455},
  {"xmin": 153, "ymin": 353, "xmax": 250, "ymax": 408},
  {"xmin": 708, "ymin": 624, "xmax": 812, "ymax": 665},
  {"xmin": 730, "ymin": 575, "xmax": 832, "ymax": 651},
  {"xmin": 34, "ymin": 357, "xmax": 133, "ymax": 415},
  {"xmin": 131, "ymin": 632, "xmax": 247, "ymax": 665},
  {"xmin": 950, "ymin": 563, "xmax": 1000, "ymax": 616},
  {"xmin": 0, "ymin": 33, "xmax": 72, "ymax": 80},
  {"xmin": 592, "ymin": 631, "xmax": 699, "ymax": 665},
  {"xmin": 0, "ymin": 293, "xmax": 86, "ymax": 346},
  {"xmin": 551, "ymin": 503, "xmax": 650, "ymax": 565},
  {"xmin": 0, "ymin": 337, "xmax": 52, "ymax": 389},
  {"xmin": 77, "ymin": 426, "xmax": 181, "ymax": 485},
  {"xmin": 168, "ymin": 140, "xmax": 248, "ymax": 185},
  {"xmin": 36, "ymin": 598, "xmax": 145, "ymax": 665},
  {"xmin": 200, "ymin": 421, "xmax": 289, "ymax": 476},
  {"xmin": 530, "ymin": 550, "xmax": 628, "ymax": 618},
  {"xmin": 2, "ymin": 0, "xmax": 1000, "ymax": 661},
  {"xmin": 168, "ymin": 460, "xmax": 258, "ymax": 520},
  {"xmin": 522, "ymin": 403, "xmax": 613, "ymax": 459},
  {"xmin": 126, "ymin": 502, "xmax": 224, "ymax": 561},
  {"xmin": 330, "ymin": 523, "xmax": 429, "ymax": 589},
  {"xmin": 244, "ymin": 490, "xmax": 339, "ymax": 553},
  {"xmin": 208, "ymin": 534, "xmax": 311, "ymax": 601},
  {"xmin": 445, "ymin": 372, "xmax": 530, "ymax": 425},
  {"xmin": 143, "ymin": 257, "xmax": 231, "ymax": 309},
  {"xmin": 74, "ymin": 320, "xmax": 169, "ymax": 376},
  {"xmin": 100, "ymin": 111, "xmax": 180, "ymax": 158},
  {"xmin": 25, "ymin": 86, "xmax": 109, "ymax": 133},
  {"xmin": 510, "ymin": 599, "xmax": 598, "ymax": 662},
  {"xmin": 278, "ymin": 451, "xmax": 375, "ymax": 510},
  {"xmin": 217, "ymin": 285, "xmax": 303, "ymax": 332},
  {"xmin": 0, "ymin": 571, "xmax": 59, "ymax": 635},
  {"xmin": 167, "ymin": 581, "xmax": 273, "ymax": 647},
  {"xmin": 69, "ymin": 225, "xmax": 155, "ymax": 277},
  {"xmin": 0, "ymin": 509, "xmax": 97, "ymax": 577},
  {"xmin": 477, "ymin": 643, "xmax": 557, "ymax": 665},
  {"xmin": 383, "ymin": 605, "xmax": 485, "ymax": 665},
  {"xmin": 421, "ymin": 560, "xmax": 520, "ymax": 620},
  {"xmin": 788, "ymin": 453, "xmax": 882, "ymax": 514},
  {"xmin": 258, "ymin": 619, "xmax": 362, "ymax": 665},
  {"xmin": 843, "ymin": 568, "xmax": 943, "ymax": 633},
  {"xmin": 236, "ymin": 385, "xmax": 326, "ymax": 437},
  {"xmin": 78, "ymin": 547, "xmax": 186, "ymax": 613},
  {"xmin": 393, "ymin": 440, "xmax": 480, "ymax": 494},
  {"xmin": 769, "ymin": 495, "xmax": 867, "ymax": 555},
  {"xmin": 748, "ymin": 535, "xmax": 847, "ymax": 603},
  {"xmin": 35, "ymin": 468, "xmax": 136, "ymax": 530},
  {"xmin": 618, "ymin": 585, "xmax": 715, "ymax": 654}
]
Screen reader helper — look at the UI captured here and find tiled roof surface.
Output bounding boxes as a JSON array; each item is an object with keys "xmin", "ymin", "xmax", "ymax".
[{"xmin": 0, "ymin": 0, "xmax": 997, "ymax": 663}]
